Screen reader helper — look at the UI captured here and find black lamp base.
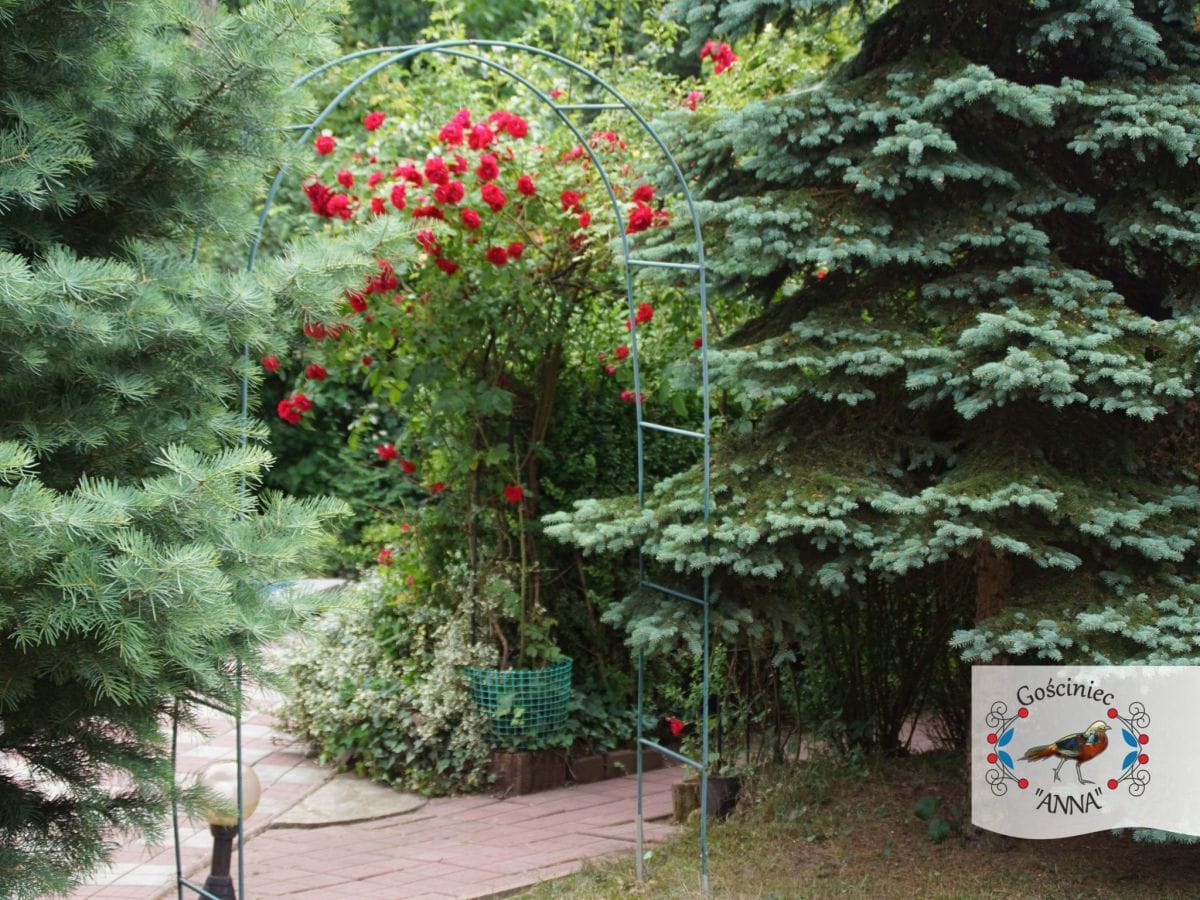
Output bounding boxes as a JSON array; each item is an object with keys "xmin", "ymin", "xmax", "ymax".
[{"xmin": 203, "ymin": 824, "xmax": 239, "ymax": 900}]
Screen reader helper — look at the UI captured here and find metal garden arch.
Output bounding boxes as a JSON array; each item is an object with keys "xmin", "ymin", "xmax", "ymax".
[{"xmin": 175, "ymin": 39, "xmax": 716, "ymax": 897}]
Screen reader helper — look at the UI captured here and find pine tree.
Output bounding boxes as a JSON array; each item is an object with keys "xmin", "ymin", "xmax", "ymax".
[
  {"xmin": 548, "ymin": 1, "xmax": 1200, "ymax": 673},
  {"xmin": 0, "ymin": 2, "xmax": 405, "ymax": 894}
]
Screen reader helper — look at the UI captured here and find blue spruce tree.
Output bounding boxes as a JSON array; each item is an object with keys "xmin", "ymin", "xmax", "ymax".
[
  {"xmin": 548, "ymin": 0, "xmax": 1200, "ymax": 708},
  {"xmin": 0, "ymin": 1, "xmax": 417, "ymax": 893}
]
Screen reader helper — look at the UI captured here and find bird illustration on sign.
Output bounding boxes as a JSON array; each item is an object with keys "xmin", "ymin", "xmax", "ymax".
[{"xmin": 1020, "ymin": 720, "xmax": 1111, "ymax": 785}]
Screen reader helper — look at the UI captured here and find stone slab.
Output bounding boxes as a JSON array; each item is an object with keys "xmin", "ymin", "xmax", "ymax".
[{"xmin": 272, "ymin": 775, "xmax": 426, "ymax": 828}]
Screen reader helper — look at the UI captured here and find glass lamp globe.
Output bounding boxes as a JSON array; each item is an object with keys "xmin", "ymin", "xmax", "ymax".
[{"xmin": 197, "ymin": 760, "xmax": 261, "ymax": 827}]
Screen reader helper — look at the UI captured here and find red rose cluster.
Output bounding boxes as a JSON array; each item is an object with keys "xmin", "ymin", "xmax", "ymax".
[
  {"xmin": 290, "ymin": 103, "xmax": 675, "ymax": 424},
  {"xmin": 301, "ymin": 107, "xmax": 552, "ymax": 276},
  {"xmin": 699, "ymin": 40, "xmax": 739, "ymax": 74},
  {"xmin": 276, "ymin": 392, "xmax": 313, "ymax": 425}
]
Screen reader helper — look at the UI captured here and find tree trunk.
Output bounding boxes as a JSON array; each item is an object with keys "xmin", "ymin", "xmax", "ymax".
[{"xmin": 974, "ymin": 540, "xmax": 1011, "ymax": 623}]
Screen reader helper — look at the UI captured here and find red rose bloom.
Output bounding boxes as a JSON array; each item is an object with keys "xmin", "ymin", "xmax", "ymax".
[
  {"xmin": 481, "ymin": 183, "xmax": 507, "ymax": 212},
  {"xmin": 485, "ymin": 246, "xmax": 509, "ymax": 266},
  {"xmin": 507, "ymin": 241, "xmax": 525, "ymax": 260},
  {"xmin": 450, "ymin": 153, "xmax": 469, "ymax": 174},
  {"xmin": 306, "ymin": 363, "xmax": 327, "ymax": 381},
  {"xmin": 438, "ymin": 121, "xmax": 464, "ymax": 146},
  {"xmin": 291, "ymin": 393, "xmax": 313, "ymax": 412},
  {"xmin": 362, "ymin": 355, "xmax": 373, "ymax": 366},
  {"xmin": 615, "ymin": 345, "xmax": 629, "ymax": 360},
  {"xmin": 376, "ymin": 442, "xmax": 398, "ymax": 461},
  {"xmin": 604, "ymin": 365, "xmax": 616, "ymax": 376},
  {"xmin": 367, "ymin": 171, "xmax": 383, "ymax": 188},
  {"xmin": 363, "ymin": 111, "xmax": 385, "ymax": 131},
  {"xmin": 370, "ymin": 197, "xmax": 386, "ymax": 215},
  {"xmin": 411, "ymin": 205, "xmax": 444, "ymax": 220},
  {"xmin": 304, "ymin": 322, "xmax": 327, "ymax": 340},
  {"xmin": 277, "ymin": 398, "xmax": 301, "ymax": 425},
  {"xmin": 347, "ymin": 290, "xmax": 368, "ymax": 312},
  {"xmin": 627, "ymin": 201, "xmax": 654, "ymax": 234},
  {"xmin": 399, "ymin": 458, "xmax": 415, "ymax": 474},
  {"xmin": 314, "ymin": 134, "xmax": 335, "ymax": 155},
  {"xmin": 684, "ymin": 91, "xmax": 704, "ymax": 110},
  {"xmin": 429, "ymin": 482, "xmax": 447, "ymax": 494},
  {"xmin": 468, "ymin": 123, "xmax": 495, "ymax": 150},
  {"xmin": 461, "ymin": 208, "xmax": 482, "ymax": 229},
  {"xmin": 700, "ymin": 41, "xmax": 739, "ymax": 74},
  {"xmin": 666, "ymin": 716, "xmax": 685, "ymax": 737},
  {"xmin": 303, "ymin": 180, "xmax": 332, "ymax": 216},
  {"xmin": 560, "ymin": 190, "xmax": 584, "ymax": 213},
  {"xmin": 578, "ymin": 211, "xmax": 591, "ymax": 229},
  {"xmin": 475, "ymin": 154, "xmax": 500, "ymax": 182},
  {"xmin": 635, "ymin": 303, "xmax": 654, "ymax": 324},
  {"xmin": 377, "ymin": 547, "xmax": 393, "ymax": 566},
  {"xmin": 503, "ymin": 484, "xmax": 525, "ymax": 504},
  {"xmin": 261, "ymin": 354, "xmax": 280, "ymax": 372},
  {"xmin": 424, "ymin": 157, "xmax": 450, "ymax": 186},
  {"xmin": 436, "ymin": 257, "xmax": 459, "ymax": 275},
  {"xmin": 632, "ymin": 184, "xmax": 655, "ymax": 203},
  {"xmin": 505, "ymin": 115, "xmax": 528, "ymax": 138},
  {"xmin": 336, "ymin": 169, "xmax": 354, "ymax": 188},
  {"xmin": 517, "ymin": 174, "xmax": 536, "ymax": 196},
  {"xmin": 325, "ymin": 193, "xmax": 351, "ymax": 219},
  {"xmin": 693, "ymin": 336, "xmax": 704, "ymax": 349},
  {"xmin": 395, "ymin": 164, "xmax": 423, "ymax": 187},
  {"xmin": 434, "ymin": 180, "xmax": 465, "ymax": 204},
  {"xmin": 390, "ymin": 184, "xmax": 407, "ymax": 210}
]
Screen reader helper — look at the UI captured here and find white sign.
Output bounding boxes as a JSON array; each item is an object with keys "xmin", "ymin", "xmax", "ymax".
[{"xmin": 972, "ymin": 665, "xmax": 1200, "ymax": 839}]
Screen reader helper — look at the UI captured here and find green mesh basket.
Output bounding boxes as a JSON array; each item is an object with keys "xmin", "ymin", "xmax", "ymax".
[{"xmin": 464, "ymin": 658, "xmax": 572, "ymax": 742}]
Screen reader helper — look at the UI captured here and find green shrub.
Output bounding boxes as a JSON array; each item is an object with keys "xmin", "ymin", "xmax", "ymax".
[{"xmin": 278, "ymin": 578, "xmax": 496, "ymax": 794}]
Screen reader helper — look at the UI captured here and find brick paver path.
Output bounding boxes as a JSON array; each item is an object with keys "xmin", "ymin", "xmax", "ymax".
[{"xmin": 71, "ymin": 690, "xmax": 678, "ymax": 899}]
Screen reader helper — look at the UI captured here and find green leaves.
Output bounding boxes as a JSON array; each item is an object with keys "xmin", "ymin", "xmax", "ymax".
[{"xmin": 0, "ymin": 1, "xmax": 352, "ymax": 894}]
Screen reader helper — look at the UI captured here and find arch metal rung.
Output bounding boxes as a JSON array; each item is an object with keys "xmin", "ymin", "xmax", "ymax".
[
  {"xmin": 640, "ymin": 737, "xmax": 703, "ymax": 770},
  {"xmin": 554, "ymin": 102, "xmax": 624, "ymax": 111},
  {"xmin": 640, "ymin": 421, "xmax": 703, "ymax": 439},
  {"xmin": 180, "ymin": 877, "xmax": 223, "ymax": 899},
  {"xmin": 181, "ymin": 694, "xmax": 236, "ymax": 716},
  {"xmin": 625, "ymin": 258, "xmax": 702, "ymax": 271},
  {"xmin": 642, "ymin": 578, "xmax": 704, "ymax": 606}
]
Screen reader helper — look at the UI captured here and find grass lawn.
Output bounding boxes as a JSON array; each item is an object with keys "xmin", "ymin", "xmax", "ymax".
[{"xmin": 518, "ymin": 751, "xmax": 1200, "ymax": 898}]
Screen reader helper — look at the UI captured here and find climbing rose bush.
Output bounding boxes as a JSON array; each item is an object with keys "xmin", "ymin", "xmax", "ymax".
[{"xmin": 269, "ymin": 103, "xmax": 685, "ymax": 666}]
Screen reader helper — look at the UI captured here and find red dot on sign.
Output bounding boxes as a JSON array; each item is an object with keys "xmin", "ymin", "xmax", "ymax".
[
  {"xmin": 986, "ymin": 733, "xmax": 998, "ymax": 744},
  {"xmin": 1108, "ymin": 779, "xmax": 1119, "ymax": 790},
  {"xmin": 1017, "ymin": 707, "xmax": 1028, "ymax": 718},
  {"xmin": 1139, "ymin": 754, "xmax": 1149, "ymax": 765},
  {"xmin": 987, "ymin": 753, "xmax": 998, "ymax": 765},
  {"xmin": 1017, "ymin": 778, "xmax": 1029, "ymax": 790},
  {"xmin": 1139, "ymin": 733, "xmax": 1149, "ymax": 745},
  {"xmin": 1107, "ymin": 708, "xmax": 1119, "ymax": 718}
]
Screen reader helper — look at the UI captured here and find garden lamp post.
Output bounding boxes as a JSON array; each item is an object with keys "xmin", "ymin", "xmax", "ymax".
[{"xmin": 197, "ymin": 760, "xmax": 261, "ymax": 900}]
